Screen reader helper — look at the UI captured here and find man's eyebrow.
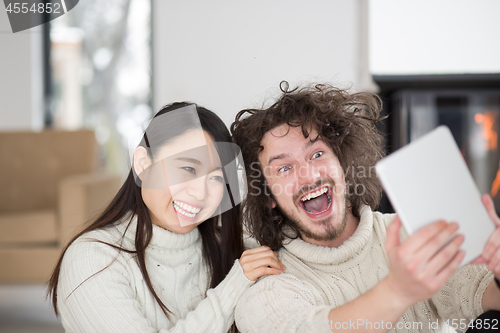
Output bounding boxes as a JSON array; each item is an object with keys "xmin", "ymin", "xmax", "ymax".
[
  {"xmin": 306, "ymin": 137, "xmax": 320, "ymax": 147},
  {"xmin": 310, "ymin": 134, "xmax": 321, "ymax": 143},
  {"xmin": 268, "ymin": 153, "xmax": 289, "ymax": 166},
  {"xmin": 267, "ymin": 138, "xmax": 321, "ymax": 166}
]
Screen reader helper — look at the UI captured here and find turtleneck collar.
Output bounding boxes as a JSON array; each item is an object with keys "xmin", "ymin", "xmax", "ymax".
[
  {"xmin": 282, "ymin": 205, "xmax": 374, "ymax": 266},
  {"xmin": 115, "ymin": 215, "xmax": 201, "ymax": 251}
]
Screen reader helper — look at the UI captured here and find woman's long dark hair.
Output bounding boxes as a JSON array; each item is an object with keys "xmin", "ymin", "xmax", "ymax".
[{"xmin": 47, "ymin": 103, "xmax": 244, "ymax": 325}]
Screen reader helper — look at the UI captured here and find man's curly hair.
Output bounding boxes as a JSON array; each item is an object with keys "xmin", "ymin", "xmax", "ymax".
[{"xmin": 230, "ymin": 83, "xmax": 386, "ymax": 250}]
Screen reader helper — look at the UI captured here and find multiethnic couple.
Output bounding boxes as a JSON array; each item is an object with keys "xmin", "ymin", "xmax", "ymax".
[{"xmin": 48, "ymin": 83, "xmax": 500, "ymax": 333}]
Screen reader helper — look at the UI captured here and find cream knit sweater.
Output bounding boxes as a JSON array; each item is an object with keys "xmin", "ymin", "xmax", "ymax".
[
  {"xmin": 57, "ymin": 216, "xmax": 253, "ymax": 333},
  {"xmin": 235, "ymin": 205, "xmax": 494, "ymax": 333}
]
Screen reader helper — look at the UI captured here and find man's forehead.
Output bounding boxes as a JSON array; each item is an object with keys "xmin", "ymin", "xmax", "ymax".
[
  {"xmin": 269, "ymin": 124, "xmax": 318, "ymax": 138},
  {"xmin": 259, "ymin": 125, "xmax": 323, "ymax": 163},
  {"xmin": 261, "ymin": 125, "xmax": 320, "ymax": 147}
]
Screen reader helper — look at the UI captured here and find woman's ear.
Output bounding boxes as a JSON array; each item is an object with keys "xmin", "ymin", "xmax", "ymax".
[{"xmin": 133, "ymin": 146, "xmax": 151, "ymax": 180}]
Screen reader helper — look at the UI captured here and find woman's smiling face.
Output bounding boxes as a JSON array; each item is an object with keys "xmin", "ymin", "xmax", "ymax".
[{"xmin": 135, "ymin": 129, "xmax": 225, "ymax": 233}]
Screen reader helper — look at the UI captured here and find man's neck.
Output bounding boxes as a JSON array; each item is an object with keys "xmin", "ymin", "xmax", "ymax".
[{"xmin": 301, "ymin": 211, "xmax": 360, "ymax": 248}]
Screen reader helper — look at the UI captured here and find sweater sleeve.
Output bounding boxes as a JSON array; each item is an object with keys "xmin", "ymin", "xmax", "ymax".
[
  {"xmin": 235, "ymin": 273, "xmax": 333, "ymax": 333},
  {"xmin": 170, "ymin": 259, "xmax": 254, "ymax": 333},
  {"xmin": 430, "ymin": 263, "xmax": 494, "ymax": 322},
  {"xmin": 58, "ymin": 239, "xmax": 253, "ymax": 333}
]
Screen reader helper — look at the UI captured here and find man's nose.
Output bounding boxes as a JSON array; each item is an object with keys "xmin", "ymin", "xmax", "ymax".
[{"xmin": 296, "ymin": 163, "xmax": 321, "ymax": 186}]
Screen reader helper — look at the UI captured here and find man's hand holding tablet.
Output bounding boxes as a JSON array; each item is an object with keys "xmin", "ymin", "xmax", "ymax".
[{"xmin": 376, "ymin": 125, "xmax": 500, "ymax": 311}]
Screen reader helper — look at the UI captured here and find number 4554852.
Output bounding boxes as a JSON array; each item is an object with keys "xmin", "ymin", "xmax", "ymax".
[
  {"xmin": 6, "ymin": 2, "xmax": 62, "ymax": 14},
  {"xmin": 444, "ymin": 318, "xmax": 499, "ymax": 331}
]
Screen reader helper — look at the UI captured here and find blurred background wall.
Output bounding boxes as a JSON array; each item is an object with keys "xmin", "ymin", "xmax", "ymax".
[
  {"xmin": 153, "ymin": 0, "xmax": 373, "ymax": 126},
  {"xmin": 1, "ymin": 0, "xmax": 499, "ymax": 175},
  {"xmin": 0, "ymin": 11, "xmax": 44, "ymax": 131},
  {"xmin": 370, "ymin": 0, "xmax": 500, "ymax": 75}
]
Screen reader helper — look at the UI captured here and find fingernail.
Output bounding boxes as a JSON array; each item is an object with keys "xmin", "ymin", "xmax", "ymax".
[{"xmin": 281, "ymin": 264, "xmax": 286, "ymax": 270}]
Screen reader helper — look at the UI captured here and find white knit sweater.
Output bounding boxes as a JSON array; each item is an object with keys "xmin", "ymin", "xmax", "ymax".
[
  {"xmin": 57, "ymin": 216, "xmax": 253, "ymax": 333},
  {"xmin": 235, "ymin": 205, "xmax": 494, "ymax": 333}
]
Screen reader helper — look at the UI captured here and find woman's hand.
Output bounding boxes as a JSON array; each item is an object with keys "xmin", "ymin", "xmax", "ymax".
[{"xmin": 239, "ymin": 246, "xmax": 285, "ymax": 281}]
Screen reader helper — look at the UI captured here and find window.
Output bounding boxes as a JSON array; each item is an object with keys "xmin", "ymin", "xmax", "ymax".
[{"xmin": 46, "ymin": 0, "xmax": 152, "ymax": 174}]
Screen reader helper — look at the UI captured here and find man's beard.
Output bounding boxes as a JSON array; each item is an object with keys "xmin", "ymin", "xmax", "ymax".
[{"xmin": 280, "ymin": 192, "xmax": 349, "ymax": 242}]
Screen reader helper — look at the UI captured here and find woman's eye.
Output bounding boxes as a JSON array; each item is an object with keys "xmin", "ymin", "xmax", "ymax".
[
  {"xmin": 278, "ymin": 165, "xmax": 292, "ymax": 173},
  {"xmin": 210, "ymin": 175, "xmax": 224, "ymax": 183},
  {"xmin": 182, "ymin": 167, "xmax": 196, "ymax": 175},
  {"xmin": 312, "ymin": 151, "xmax": 323, "ymax": 159}
]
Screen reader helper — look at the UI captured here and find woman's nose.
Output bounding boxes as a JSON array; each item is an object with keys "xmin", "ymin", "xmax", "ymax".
[{"xmin": 186, "ymin": 175, "xmax": 208, "ymax": 201}]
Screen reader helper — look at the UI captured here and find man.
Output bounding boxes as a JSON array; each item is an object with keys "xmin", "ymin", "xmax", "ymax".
[{"xmin": 230, "ymin": 83, "xmax": 500, "ymax": 333}]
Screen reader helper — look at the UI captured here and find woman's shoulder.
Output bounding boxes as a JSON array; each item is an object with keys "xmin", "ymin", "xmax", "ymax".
[
  {"xmin": 59, "ymin": 222, "xmax": 139, "ymax": 295},
  {"xmin": 57, "ymin": 224, "xmax": 141, "ymax": 307},
  {"xmin": 63, "ymin": 221, "xmax": 136, "ymax": 272},
  {"xmin": 71, "ymin": 224, "xmax": 125, "ymax": 248}
]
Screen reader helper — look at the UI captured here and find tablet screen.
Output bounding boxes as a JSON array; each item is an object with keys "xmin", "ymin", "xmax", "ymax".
[{"xmin": 376, "ymin": 126, "xmax": 494, "ymax": 265}]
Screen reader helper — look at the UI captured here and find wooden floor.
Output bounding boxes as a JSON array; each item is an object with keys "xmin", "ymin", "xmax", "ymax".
[{"xmin": 0, "ymin": 284, "xmax": 64, "ymax": 333}]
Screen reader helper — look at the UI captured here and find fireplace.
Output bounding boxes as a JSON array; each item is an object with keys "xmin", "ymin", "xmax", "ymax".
[{"xmin": 374, "ymin": 74, "xmax": 500, "ymax": 214}]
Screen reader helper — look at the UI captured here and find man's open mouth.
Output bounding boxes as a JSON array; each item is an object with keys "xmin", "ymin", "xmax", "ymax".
[{"xmin": 299, "ymin": 186, "xmax": 332, "ymax": 215}]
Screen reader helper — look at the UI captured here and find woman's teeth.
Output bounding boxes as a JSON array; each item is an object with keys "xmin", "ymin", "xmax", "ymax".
[{"xmin": 173, "ymin": 201, "xmax": 201, "ymax": 218}]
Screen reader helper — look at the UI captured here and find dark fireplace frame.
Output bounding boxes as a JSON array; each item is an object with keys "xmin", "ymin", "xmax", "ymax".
[{"xmin": 373, "ymin": 73, "xmax": 500, "ymax": 213}]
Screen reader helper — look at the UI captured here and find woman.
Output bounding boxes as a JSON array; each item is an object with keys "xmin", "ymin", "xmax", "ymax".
[{"xmin": 48, "ymin": 102, "xmax": 284, "ymax": 332}]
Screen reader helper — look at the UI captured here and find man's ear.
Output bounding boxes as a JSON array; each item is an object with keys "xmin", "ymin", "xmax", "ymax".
[
  {"xmin": 133, "ymin": 146, "xmax": 151, "ymax": 179},
  {"xmin": 263, "ymin": 180, "xmax": 277, "ymax": 208},
  {"xmin": 266, "ymin": 198, "xmax": 276, "ymax": 209}
]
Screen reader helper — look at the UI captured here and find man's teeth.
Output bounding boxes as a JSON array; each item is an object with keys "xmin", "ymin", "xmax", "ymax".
[
  {"xmin": 300, "ymin": 187, "xmax": 328, "ymax": 201},
  {"xmin": 173, "ymin": 201, "xmax": 201, "ymax": 218}
]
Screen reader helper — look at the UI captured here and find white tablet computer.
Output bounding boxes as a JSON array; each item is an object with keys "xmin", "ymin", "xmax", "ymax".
[{"xmin": 375, "ymin": 125, "xmax": 494, "ymax": 265}]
